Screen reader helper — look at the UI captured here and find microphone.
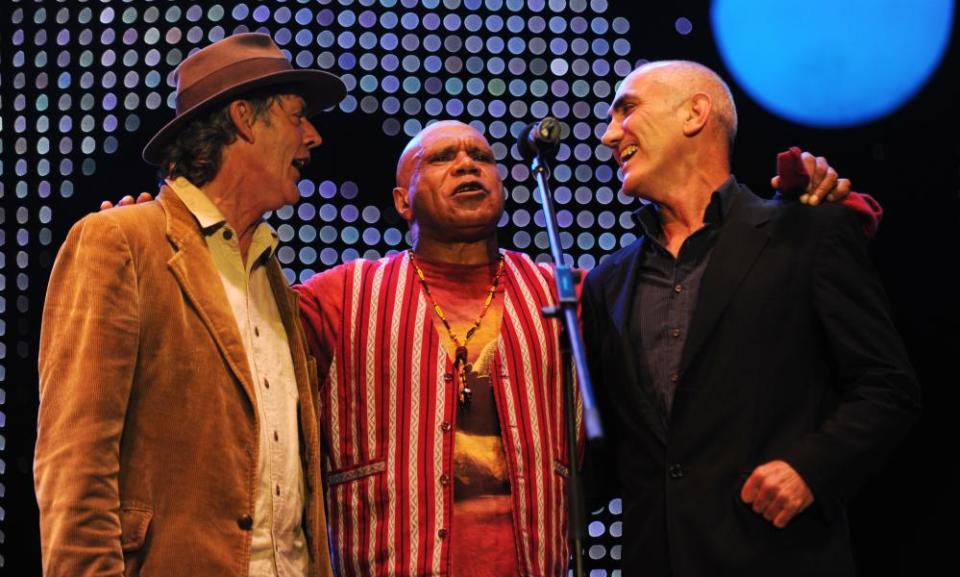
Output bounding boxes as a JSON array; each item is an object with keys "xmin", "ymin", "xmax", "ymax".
[{"xmin": 517, "ymin": 117, "xmax": 562, "ymax": 161}]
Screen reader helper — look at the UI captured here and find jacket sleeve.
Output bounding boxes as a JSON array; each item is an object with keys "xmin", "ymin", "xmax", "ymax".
[
  {"xmin": 34, "ymin": 214, "xmax": 141, "ymax": 577},
  {"xmin": 781, "ymin": 208, "xmax": 921, "ymax": 503}
]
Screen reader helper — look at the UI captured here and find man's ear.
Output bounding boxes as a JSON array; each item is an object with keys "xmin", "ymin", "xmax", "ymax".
[
  {"xmin": 228, "ymin": 100, "xmax": 257, "ymax": 143},
  {"xmin": 393, "ymin": 186, "xmax": 413, "ymax": 223},
  {"xmin": 681, "ymin": 92, "xmax": 711, "ymax": 137}
]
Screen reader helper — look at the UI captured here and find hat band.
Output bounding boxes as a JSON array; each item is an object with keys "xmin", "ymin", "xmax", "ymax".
[{"xmin": 175, "ymin": 56, "xmax": 294, "ymax": 114}]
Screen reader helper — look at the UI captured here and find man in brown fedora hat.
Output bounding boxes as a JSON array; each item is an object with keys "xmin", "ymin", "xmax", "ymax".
[{"xmin": 35, "ymin": 33, "xmax": 344, "ymax": 577}]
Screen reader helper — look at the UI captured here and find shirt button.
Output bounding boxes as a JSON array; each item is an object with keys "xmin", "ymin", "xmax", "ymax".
[
  {"xmin": 671, "ymin": 328, "xmax": 681, "ymax": 338},
  {"xmin": 437, "ymin": 528, "xmax": 448, "ymax": 539},
  {"xmin": 255, "ymin": 326, "xmax": 260, "ymax": 337},
  {"xmin": 670, "ymin": 373, "xmax": 679, "ymax": 383},
  {"xmin": 439, "ymin": 474, "xmax": 450, "ymax": 485},
  {"xmin": 440, "ymin": 421, "xmax": 452, "ymax": 432},
  {"xmin": 674, "ymin": 284, "xmax": 683, "ymax": 294},
  {"xmin": 264, "ymin": 378, "xmax": 270, "ymax": 389},
  {"xmin": 276, "ymin": 485, "xmax": 281, "ymax": 496},
  {"xmin": 237, "ymin": 514, "xmax": 254, "ymax": 530},
  {"xmin": 668, "ymin": 464, "xmax": 684, "ymax": 479},
  {"xmin": 274, "ymin": 430, "xmax": 279, "ymax": 442}
]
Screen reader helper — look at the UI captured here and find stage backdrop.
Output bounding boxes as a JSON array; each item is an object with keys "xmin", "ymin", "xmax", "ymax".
[{"xmin": 2, "ymin": 1, "xmax": 957, "ymax": 576}]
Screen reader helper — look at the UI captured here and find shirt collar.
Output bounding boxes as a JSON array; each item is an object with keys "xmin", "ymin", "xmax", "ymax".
[
  {"xmin": 166, "ymin": 176, "xmax": 279, "ymax": 263},
  {"xmin": 632, "ymin": 175, "xmax": 739, "ymax": 237}
]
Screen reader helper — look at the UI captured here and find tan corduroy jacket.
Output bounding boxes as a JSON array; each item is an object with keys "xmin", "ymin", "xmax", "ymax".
[{"xmin": 35, "ymin": 188, "xmax": 332, "ymax": 577}]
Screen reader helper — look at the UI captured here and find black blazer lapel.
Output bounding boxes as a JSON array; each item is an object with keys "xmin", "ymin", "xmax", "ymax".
[
  {"xmin": 679, "ymin": 185, "xmax": 776, "ymax": 380},
  {"xmin": 601, "ymin": 236, "xmax": 669, "ymax": 443}
]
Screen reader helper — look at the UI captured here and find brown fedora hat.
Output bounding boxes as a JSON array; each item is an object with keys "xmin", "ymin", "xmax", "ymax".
[{"xmin": 142, "ymin": 33, "xmax": 346, "ymax": 165}]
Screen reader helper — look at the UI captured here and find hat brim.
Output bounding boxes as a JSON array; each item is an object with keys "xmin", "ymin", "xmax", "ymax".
[{"xmin": 142, "ymin": 68, "xmax": 346, "ymax": 165}]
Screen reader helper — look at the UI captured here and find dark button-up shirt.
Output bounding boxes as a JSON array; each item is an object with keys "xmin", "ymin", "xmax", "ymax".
[{"xmin": 629, "ymin": 176, "xmax": 738, "ymax": 419}]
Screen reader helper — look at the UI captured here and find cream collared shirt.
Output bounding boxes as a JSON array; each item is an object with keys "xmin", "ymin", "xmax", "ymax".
[{"xmin": 169, "ymin": 177, "xmax": 309, "ymax": 577}]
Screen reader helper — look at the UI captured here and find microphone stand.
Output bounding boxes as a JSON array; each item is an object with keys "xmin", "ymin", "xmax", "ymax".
[{"xmin": 527, "ymin": 152, "xmax": 603, "ymax": 577}]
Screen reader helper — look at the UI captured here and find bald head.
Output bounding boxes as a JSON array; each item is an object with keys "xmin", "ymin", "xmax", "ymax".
[
  {"xmin": 623, "ymin": 60, "xmax": 738, "ymax": 151},
  {"xmin": 396, "ymin": 120, "xmax": 490, "ymax": 189}
]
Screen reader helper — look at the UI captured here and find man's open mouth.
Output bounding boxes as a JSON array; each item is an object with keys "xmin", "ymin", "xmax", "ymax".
[{"xmin": 453, "ymin": 181, "xmax": 487, "ymax": 195}]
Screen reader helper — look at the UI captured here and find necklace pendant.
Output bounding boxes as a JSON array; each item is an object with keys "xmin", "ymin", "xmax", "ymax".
[{"xmin": 459, "ymin": 385, "xmax": 473, "ymax": 409}]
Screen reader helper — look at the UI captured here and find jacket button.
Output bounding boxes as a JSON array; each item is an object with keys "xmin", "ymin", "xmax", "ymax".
[
  {"xmin": 668, "ymin": 464, "xmax": 684, "ymax": 479},
  {"xmin": 237, "ymin": 514, "xmax": 254, "ymax": 530},
  {"xmin": 439, "ymin": 474, "xmax": 450, "ymax": 485},
  {"xmin": 440, "ymin": 421, "xmax": 452, "ymax": 432},
  {"xmin": 437, "ymin": 528, "xmax": 448, "ymax": 539}
]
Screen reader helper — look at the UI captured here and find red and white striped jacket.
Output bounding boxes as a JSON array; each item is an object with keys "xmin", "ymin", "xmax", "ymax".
[{"xmin": 298, "ymin": 250, "xmax": 581, "ymax": 577}]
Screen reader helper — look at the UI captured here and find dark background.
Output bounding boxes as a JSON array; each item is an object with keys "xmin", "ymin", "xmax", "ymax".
[{"xmin": 2, "ymin": 2, "xmax": 958, "ymax": 575}]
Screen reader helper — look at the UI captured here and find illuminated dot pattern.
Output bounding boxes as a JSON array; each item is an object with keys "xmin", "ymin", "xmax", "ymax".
[{"xmin": 3, "ymin": 2, "xmax": 643, "ymax": 570}]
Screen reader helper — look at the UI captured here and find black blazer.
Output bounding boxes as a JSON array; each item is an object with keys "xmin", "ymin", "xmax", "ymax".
[{"xmin": 582, "ymin": 182, "xmax": 920, "ymax": 577}]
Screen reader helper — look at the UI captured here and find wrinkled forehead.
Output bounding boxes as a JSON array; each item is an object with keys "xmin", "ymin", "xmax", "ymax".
[{"xmin": 416, "ymin": 123, "xmax": 492, "ymax": 155}]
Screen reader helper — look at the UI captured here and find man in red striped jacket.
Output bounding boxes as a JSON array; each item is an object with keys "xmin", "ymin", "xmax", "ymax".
[
  {"xmin": 293, "ymin": 120, "xmax": 867, "ymax": 577},
  {"xmin": 296, "ymin": 121, "xmax": 578, "ymax": 577}
]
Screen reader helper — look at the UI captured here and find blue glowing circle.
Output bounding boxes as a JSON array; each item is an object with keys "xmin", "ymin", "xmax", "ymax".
[
  {"xmin": 360, "ymin": 33, "xmax": 378, "ymax": 50},
  {"xmin": 467, "ymin": 98, "xmax": 485, "ymax": 117},
  {"xmin": 466, "ymin": 77, "xmax": 485, "ymax": 94},
  {"xmin": 423, "ymin": 13, "xmax": 441, "ymax": 30},
  {"xmin": 570, "ymin": 16, "xmax": 588, "ymax": 34},
  {"xmin": 360, "ymin": 53, "xmax": 377, "ymax": 71},
  {"xmin": 382, "ymin": 54, "xmax": 400, "ymax": 71},
  {"xmin": 403, "ymin": 76, "xmax": 421, "ymax": 93},
  {"xmin": 404, "ymin": 118, "xmax": 423, "ymax": 136},
  {"xmin": 316, "ymin": 10, "xmax": 334, "ymax": 26},
  {"xmin": 383, "ymin": 118, "xmax": 402, "ymax": 135},
  {"xmin": 425, "ymin": 76, "xmax": 443, "ymax": 94},
  {"xmin": 359, "ymin": 11, "xmax": 377, "ymax": 27},
  {"xmin": 488, "ymin": 99, "xmax": 506, "ymax": 117},
  {"xmin": 530, "ymin": 80, "xmax": 549, "ymax": 97},
  {"xmin": 381, "ymin": 11, "xmax": 399, "ymax": 29},
  {"xmin": 402, "ymin": 12, "xmax": 419, "ymax": 29},
  {"xmin": 402, "ymin": 98, "xmax": 422, "ymax": 116},
  {"xmin": 338, "ymin": 53, "xmax": 357, "ymax": 70},
  {"xmin": 446, "ymin": 98, "xmax": 465, "ymax": 116},
  {"xmin": 380, "ymin": 96, "xmax": 400, "ymax": 114},
  {"xmin": 444, "ymin": 13, "xmax": 462, "ymax": 30},
  {"xmin": 712, "ymin": 0, "xmax": 953, "ymax": 127},
  {"xmin": 382, "ymin": 75, "xmax": 400, "ymax": 93}
]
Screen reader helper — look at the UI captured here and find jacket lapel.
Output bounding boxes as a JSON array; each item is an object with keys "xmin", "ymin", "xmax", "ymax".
[
  {"xmin": 678, "ymin": 184, "xmax": 776, "ymax": 380},
  {"xmin": 159, "ymin": 188, "xmax": 258, "ymax": 409},
  {"xmin": 602, "ymin": 237, "xmax": 668, "ymax": 443}
]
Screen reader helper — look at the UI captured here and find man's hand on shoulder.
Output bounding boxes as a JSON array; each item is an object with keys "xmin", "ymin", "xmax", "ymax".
[
  {"xmin": 772, "ymin": 147, "xmax": 882, "ymax": 237},
  {"xmin": 772, "ymin": 147, "xmax": 852, "ymax": 205},
  {"xmin": 740, "ymin": 460, "xmax": 815, "ymax": 529},
  {"xmin": 99, "ymin": 192, "xmax": 154, "ymax": 211}
]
